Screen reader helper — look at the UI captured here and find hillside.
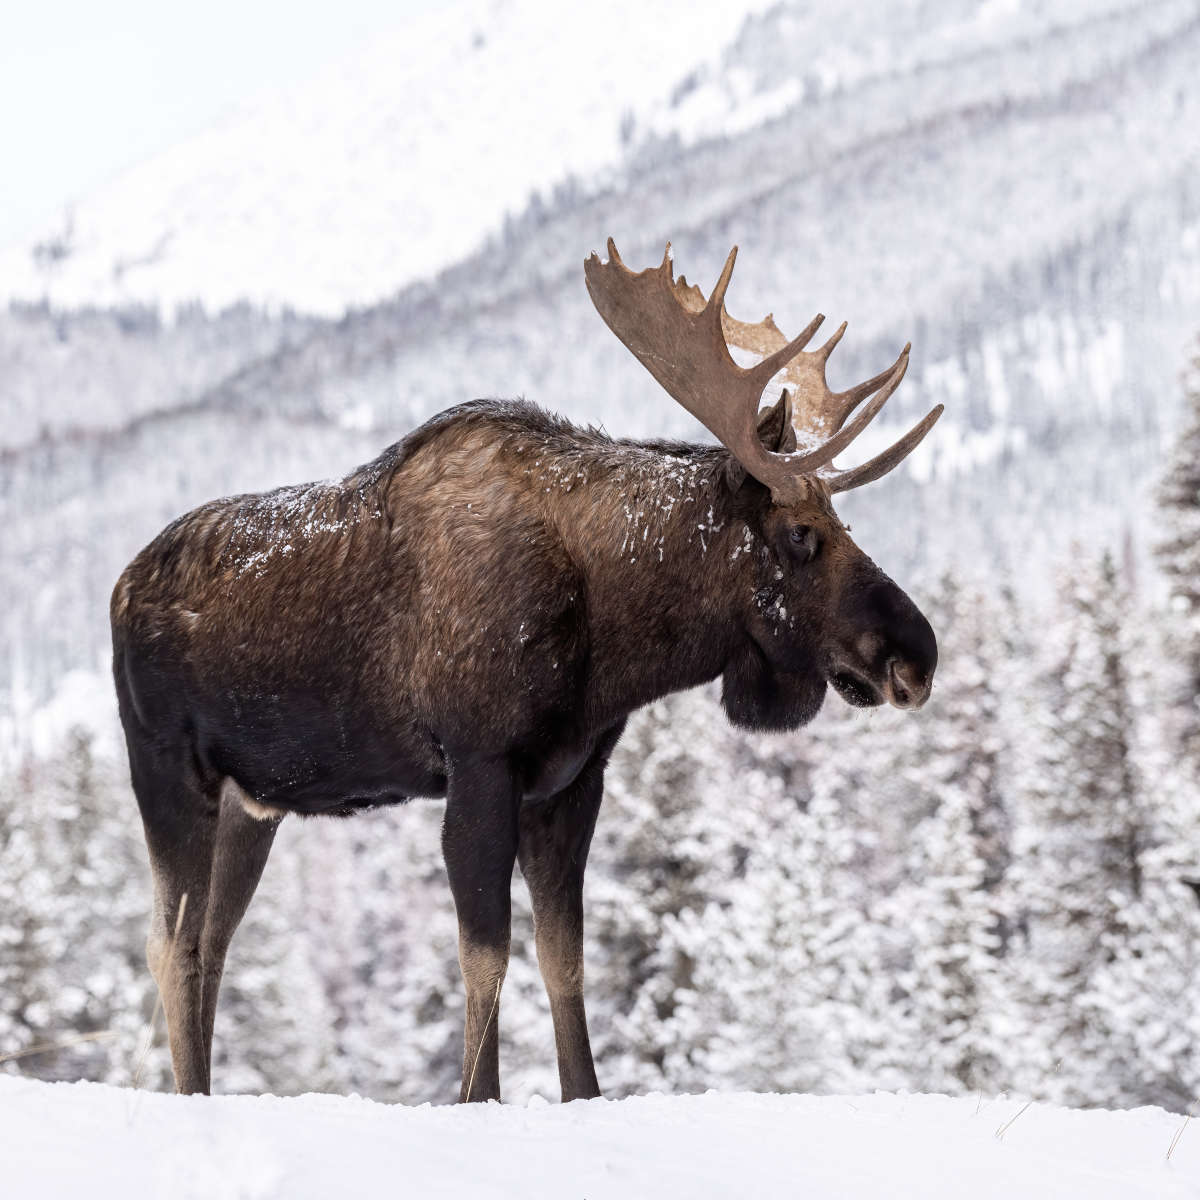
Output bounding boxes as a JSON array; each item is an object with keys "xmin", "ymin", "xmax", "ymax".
[
  {"xmin": 2, "ymin": 1076, "xmax": 1196, "ymax": 1200},
  {"xmin": 0, "ymin": 0, "xmax": 769, "ymax": 315}
]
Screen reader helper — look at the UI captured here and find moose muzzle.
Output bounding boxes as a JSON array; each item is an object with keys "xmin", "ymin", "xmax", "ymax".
[{"xmin": 829, "ymin": 574, "xmax": 937, "ymax": 711}]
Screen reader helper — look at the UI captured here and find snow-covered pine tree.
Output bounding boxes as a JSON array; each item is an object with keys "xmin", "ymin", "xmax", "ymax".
[
  {"xmin": 0, "ymin": 730, "xmax": 149, "ymax": 1087},
  {"xmin": 1086, "ymin": 825, "xmax": 1200, "ymax": 1111},
  {"xmin": 337, "ymin": 800, "xmax": 508, "ymax": 1106},
  {"xmin": 584, "ymin": 685, "xmax": 758, "ymax": 1095},
  {"xmin": 691, "ymin": 772, "xmax": 897, "ymax": 1095},
  {"xmin": 889, "ymin": 785, "xmax": 1005, "ymax": 1095},
  {"xmin": 1084, "ymin": 594, "xmax": 1200, "ymax": 1112},
  {"xmin": 1004, "ymin": 552, "xmax": 1152, "ymax": 1106},
  {"xmin": 1155, "ymin": 339, "xmax": 1200, "ymax": 759},
  {"xmin": 859, "ymin": 574, "xmax": 1014, "ymax": 1096}
]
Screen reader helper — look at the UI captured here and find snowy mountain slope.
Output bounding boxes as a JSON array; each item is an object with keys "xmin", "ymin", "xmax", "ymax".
[
  {"xmin": 4, "ymin": 0, "xmax": 1194, "ymax": 452},
  {"xmin": 280, "ymin": 0, "xmax": 1199, "ymax": 427},
  {"xmin": 0, "ymin": 0, "xmax": 771, "ymax": 315},
  {"xmin": 3, "ymin": 1077, "xmax": 1196, "ymax": 1200},
  {"xmin": 8, "ymin": 0, "xmax": 1193, "ymax": 448},
  {"xmin": 0, "ymin": 0, "xmax": 1181, "ymax": 317},
  {"xmin": 0, "ymin": 303, "xmax": 322, "ymax": 453}
]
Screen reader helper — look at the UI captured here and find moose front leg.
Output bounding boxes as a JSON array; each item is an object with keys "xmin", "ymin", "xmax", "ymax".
[
  {"xmin": 442, "ymin": 755, "xmax": 520, "ymax": 1103},
  {"xmin": 518, "ymin": 725, "xmax": 621, "ymax": 1102}
]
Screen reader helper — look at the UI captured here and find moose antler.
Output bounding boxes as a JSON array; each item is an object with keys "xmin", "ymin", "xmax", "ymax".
[{"xmin": 585, "ymin": 240, "xmax": 943, "ymax": 501}]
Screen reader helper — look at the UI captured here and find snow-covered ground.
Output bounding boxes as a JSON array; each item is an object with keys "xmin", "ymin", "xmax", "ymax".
[{"xmin": 3, "ymin": 1077, "xmax": 1195, "ymax": 1199}]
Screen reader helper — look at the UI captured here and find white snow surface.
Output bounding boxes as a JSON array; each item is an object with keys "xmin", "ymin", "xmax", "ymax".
[
  {"xmin": 0, "ymin": 0, "xmax": 768, "ymax": 316},
  {"xmin": 4, "ymin": 1077, "xmax": 1196, "ymax": 1199}
]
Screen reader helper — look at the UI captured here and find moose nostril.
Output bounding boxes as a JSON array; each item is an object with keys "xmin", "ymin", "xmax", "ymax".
[{"xmin": 887, "ymin": 659, "xmax": 929, "ymax": 709}]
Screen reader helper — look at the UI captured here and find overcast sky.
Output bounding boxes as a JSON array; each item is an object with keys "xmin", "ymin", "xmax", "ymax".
[{"xmin": 0, "ymin": 0, "xmax": 440, "ymax": 247}]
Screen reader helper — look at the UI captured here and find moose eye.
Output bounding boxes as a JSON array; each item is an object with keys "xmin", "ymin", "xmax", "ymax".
[{"xmin": 788, "ymin": 525, "xmax": 819, "ymax": 563}]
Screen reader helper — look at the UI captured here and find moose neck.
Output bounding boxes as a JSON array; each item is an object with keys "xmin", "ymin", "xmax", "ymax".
[{"xmin": 543, "ymin": 441, "xmax": 752, "ymax": 726}]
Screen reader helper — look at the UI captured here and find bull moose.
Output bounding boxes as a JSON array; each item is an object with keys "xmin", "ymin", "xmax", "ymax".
[{"xmin": 111, "ymin": 241, "xmax": 941, "ymax": 1103}]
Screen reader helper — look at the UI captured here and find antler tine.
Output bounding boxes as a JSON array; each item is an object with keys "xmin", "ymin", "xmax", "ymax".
[
  {"xmin": 673, "ymin": 273, "xmax": 827, "ymax": 376},
  {"xmin": 815, "ymin": 321, "xmax": 847, "ymax": 363},
  {"xmin": 829, "ymin": 341, "xmax": 911, "ymax": 431},
  {"xmin": 750, "ymin": 314, "xmax": 829, "ymax": 385},
  {"xmin": 706, "ymin": 247, "xmax": 738, "ymax": 316},
  {"xmin": 823, "ymin": 403, "xmax": 944, "ymax": 493},
  {"xmin": 785, "ymin": 351, "xmax": 908, "ymax": 473}
]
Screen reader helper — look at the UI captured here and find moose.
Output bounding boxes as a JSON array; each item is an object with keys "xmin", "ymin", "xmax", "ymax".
[{"xmin": 111, "ymin": 240, "xmax": 941, "ymax": 1103}]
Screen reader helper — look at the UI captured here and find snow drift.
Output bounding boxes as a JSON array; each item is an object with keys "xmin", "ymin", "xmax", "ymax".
[{"xmin": 3, "ymin": 1076, "xmax": 1196, "ymax": 1200}]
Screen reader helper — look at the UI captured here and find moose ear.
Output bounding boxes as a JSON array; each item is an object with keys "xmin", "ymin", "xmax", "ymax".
[
  {"xmin": 757, "ymin": 390, "xmax": 798, "ymax": 453},
  {"xmin": 725, "ymin": 391, "xmax": 797, "ymax": 491}
]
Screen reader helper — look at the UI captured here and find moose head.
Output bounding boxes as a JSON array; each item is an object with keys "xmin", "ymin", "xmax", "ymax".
[{"xmin": 585, "ymin": 240, "xmax": 941, "ymax": 730}]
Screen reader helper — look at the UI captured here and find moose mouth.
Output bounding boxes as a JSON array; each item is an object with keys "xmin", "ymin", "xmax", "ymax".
[{"xmin": 828, "ymin": 668, "xmax": 883, "ymax": 708}]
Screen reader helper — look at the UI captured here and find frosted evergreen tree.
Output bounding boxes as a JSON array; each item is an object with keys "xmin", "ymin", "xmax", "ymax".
[
  {"xmin": 1085, "ymin": 631, "xmax": 1200, "ymax": 1112},
  {"xmin": 0, "ymin": 730, "xmax": 149, "ymax": 1087},
  {"xmin": 1087, "ymin": 834, "xmax": 1200, "ymax": 1111},
  {"xmin": 1004, "ymin": 552, "xmax": 1151, "ymax": 1106},
  {"xmin": 0, "ymin": 758, "xmax": 46, "ymax": 1076},
  {"xmin": 889, "ymin": 788, "xmax": 1005, "ymax": 1095},
  {"xmin": 651, "ymin": 572, "xmax": 1024, "ymax": 1098},
  {"xmin": 858, "ymin": 575, "xmax": 1014, "ymax": 1095},
  {"xmin": 339, "ymin": 801, "xmax": 479, "ymax": 1105},
  {"xmin": 1155, "ymin": 340, "xmax": 1200, "ymax": 758},
  {"xmin": 297, "ymin": 799, "xmax": 554, "ymax": 1106},
  {"xmin": 585, "ymin": 685, "xmax": 756, "ymax": 1095},
  {"xmin": 693, "ymin": 777, "xmax": 897, "ymax": 1095}
]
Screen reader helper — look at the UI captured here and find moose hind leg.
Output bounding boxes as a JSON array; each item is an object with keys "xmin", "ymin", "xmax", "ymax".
[
  {"xmin": 137, "ymin": 763, "xmax": 220, "ymax": 1095},
  {"xmin": 442, "ymin": 755, "xmax": 520, "ymax": 1103},
  {"xmin": 518, "ymin": 729, "xmax": 618, "ymax": 1102},
  {"xmin": 198, "ymin": 780, "xmax": 282, "ymax": 1070}
]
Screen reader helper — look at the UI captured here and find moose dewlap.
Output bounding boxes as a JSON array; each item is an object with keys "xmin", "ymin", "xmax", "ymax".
[{"xmin": 111, "ymin": 240, "xmax": 940, "ymax": 1102}]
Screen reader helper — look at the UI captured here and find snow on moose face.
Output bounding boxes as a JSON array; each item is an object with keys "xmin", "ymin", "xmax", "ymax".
[{"xmin": 732, "ymin": 482, "xmax": 937, "ymax": 728}]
